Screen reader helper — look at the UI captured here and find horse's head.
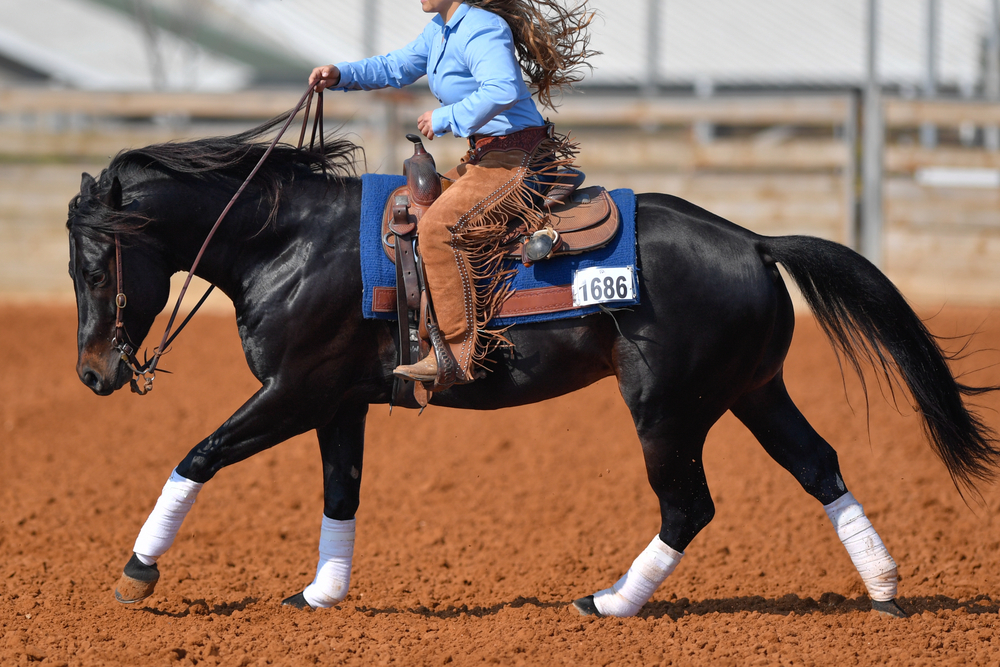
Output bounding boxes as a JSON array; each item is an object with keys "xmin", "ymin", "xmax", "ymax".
[
  {"xmin": 66, "ymin": 119, "xmax": 363, "ymax": 395},
  {"xmin": 68, "ymin": 171, "xmax": 171, "ymax": 395}
]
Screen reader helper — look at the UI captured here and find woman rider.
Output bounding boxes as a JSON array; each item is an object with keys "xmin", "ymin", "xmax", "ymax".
[{"xmin": 310, "ymin": 0, "xmax": 594, "ymax": 388}]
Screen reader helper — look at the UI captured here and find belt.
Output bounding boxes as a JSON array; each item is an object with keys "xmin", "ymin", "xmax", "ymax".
[{"xmin": 467, "ymin": 125, "xmax": 552, "ymax": 160}]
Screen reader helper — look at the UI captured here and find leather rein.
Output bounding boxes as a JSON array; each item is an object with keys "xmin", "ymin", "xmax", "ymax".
[{"xmin": 112, "ymin": 84, "xmax": 326, "ymax": 395}]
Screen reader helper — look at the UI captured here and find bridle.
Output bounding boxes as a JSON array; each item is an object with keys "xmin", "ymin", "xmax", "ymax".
[
  {"xmin": 110, "ymin": 84, "xmax": 327, "ymax": 395},
  {"xmin": 111, "ymin": 232, "xmax": 156, "ymax": 394}
]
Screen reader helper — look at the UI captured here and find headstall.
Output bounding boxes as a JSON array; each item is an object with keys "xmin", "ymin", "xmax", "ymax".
[{"xmin": 110, "ymin": 84, "xmax": 326, "ymax": 395}]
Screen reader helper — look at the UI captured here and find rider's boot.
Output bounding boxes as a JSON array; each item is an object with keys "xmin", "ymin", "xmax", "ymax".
[
  {"xmin": 393, "ymin": 352, "xmax": 438, "ymax": 382},
  {"xmin": 393, "ymin": 331, "xmax": 474, "ymax": 386}
]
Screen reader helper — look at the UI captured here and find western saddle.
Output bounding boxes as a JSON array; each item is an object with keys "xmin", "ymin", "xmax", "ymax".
[{"xmin": 386, "ymin": 134, "xmax": 619, "ymax": 408}]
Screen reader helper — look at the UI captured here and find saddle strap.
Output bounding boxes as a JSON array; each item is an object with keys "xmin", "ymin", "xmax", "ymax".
[
  {"xmin": 395, "ymin": 222, "xmax": 421, "ymax": 310},
  {"xmin": 391, "ymin": 230, "xmax": 426, "ymax": 410}
]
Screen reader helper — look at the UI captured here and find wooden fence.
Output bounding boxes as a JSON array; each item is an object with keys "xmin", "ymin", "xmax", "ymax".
[{"xmin": 2, "ymin": 88, "xmax": 999, "ymax": 305}]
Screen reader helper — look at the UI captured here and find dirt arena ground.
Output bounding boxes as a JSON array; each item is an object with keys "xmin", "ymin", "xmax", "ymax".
[{"xmin": 2, "ymin": 302, "xmax": 1000, "ymax": 666}]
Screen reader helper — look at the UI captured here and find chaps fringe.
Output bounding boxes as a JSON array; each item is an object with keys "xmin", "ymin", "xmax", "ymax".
[{"xmin": 452, "ymin": 129, "xmax": 579, "ymax": 368}]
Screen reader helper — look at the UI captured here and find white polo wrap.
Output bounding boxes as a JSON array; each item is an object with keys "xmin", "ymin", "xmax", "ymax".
[
  {"xmin": 302, "ymin": 516, "xmax": 356, "ymax": 608},
  {"xmin": 824, "ymin": 492, "xmax": 898, "ymax": 601},
  {"xmin": 592, "ymin": 535, "xmax": 683, "ymax": 617},
  {"xmin": 133, "ymin": 468, "xmax": 204, "ymax": 565}
]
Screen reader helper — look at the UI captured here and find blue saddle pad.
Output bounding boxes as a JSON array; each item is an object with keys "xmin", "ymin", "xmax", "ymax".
[{"xmin": 359, "ymin": 173, "xmax": 638, "ymax": 326}]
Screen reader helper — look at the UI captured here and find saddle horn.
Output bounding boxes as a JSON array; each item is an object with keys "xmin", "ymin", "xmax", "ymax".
[{"xmin": 403, "ymin": 134, "xmax": 441, "ymax": 207}]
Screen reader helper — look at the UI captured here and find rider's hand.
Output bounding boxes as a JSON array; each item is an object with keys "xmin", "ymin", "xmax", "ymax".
[
  {"xmin": 417, "ymin": 110, "xmax": 435, "ymax": 140},
  {"xmin": 309, "ymin": 65, "xmax": 341, "ymax": 91}
]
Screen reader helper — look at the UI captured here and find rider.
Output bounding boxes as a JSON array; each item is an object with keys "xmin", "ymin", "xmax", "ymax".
[{"xmin": 310, "ymin": 0, "xmax": 594, "ymax": 387}]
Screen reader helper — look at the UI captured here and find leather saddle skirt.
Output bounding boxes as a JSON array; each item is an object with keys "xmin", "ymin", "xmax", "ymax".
[{"xmin": 380, "ymin": 184, "xmax": 620, "ymax": 265}]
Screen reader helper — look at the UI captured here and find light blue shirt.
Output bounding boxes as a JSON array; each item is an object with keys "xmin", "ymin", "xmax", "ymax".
[{"xmin": 332, "ymin": 3, "xmax": 545, "ymax": 138}]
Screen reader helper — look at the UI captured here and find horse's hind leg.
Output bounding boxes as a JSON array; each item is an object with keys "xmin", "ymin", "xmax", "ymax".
[
  {"xmin": 730, "ymin": 374, "xmax": 906, "ymax": 617},
  {"xmin": 575, "ymin": 414, "xmax": 716, "ymax": 618}
]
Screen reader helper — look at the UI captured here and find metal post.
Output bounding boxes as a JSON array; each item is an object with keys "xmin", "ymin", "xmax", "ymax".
[
  {"xmin": 844, "ymin": 90, "xmax": 861, "ymax": 250},
  {"xmin": 694, "ymin": 76, "xmax": 714, "ymax": 144},
  {"xmin": 860, "ymin": 0, "xmax": 884, "ymax": 267},
  {"xmin": 364, "ymin": 1, "xmax": 397, "ymax": 170},
  {"xmin": 920, "ymin": 0, "xmax": 938, "ymax": 148},
  {"xmin": 643, "ymin": 0, "xmax": 662, "ymax": 99},
  {"xmin": 363, "ymin": 0, "xmax": 379, "ymax": 57},
  {"xmin": 132, "ymin": 0, "xmax": 166, "ymax": 90},
  {"xmin": 382, "ymin": 98, "xmax": 399, "ymax": 175},
  {"xmin": 985, "ymin": 0, "xmax": 1000, "ymax": 151}
]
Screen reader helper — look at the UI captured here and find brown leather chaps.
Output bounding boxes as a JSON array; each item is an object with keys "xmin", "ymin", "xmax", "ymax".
[{"xmin": 418, "ymin": 125, "xmax": 576, "ymax": 383}]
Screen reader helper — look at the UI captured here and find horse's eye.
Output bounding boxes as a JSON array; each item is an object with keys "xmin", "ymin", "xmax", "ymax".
[{"xmin": 86, "ymin": 270, "xmax": 108, "ymax": 288}]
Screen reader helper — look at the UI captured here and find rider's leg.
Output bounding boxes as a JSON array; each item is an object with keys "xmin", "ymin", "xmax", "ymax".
[{"xmin": 394, "ymin": 149, "xmax": 530, "ymax": 384}]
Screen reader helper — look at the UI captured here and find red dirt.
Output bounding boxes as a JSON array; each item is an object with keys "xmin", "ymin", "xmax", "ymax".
[{"xmin": 2, "ymin": 303, "xmax": 1000, "ymax": 666}]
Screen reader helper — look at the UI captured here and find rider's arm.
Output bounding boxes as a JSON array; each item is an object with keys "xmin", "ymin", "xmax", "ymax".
[
  {"xmin": 330, "ymin": 27, "xmax": 432, "ymax": 91},
  {"xmin": 430, "ymin": 18, "xmax": 524, "ymax": 137}
]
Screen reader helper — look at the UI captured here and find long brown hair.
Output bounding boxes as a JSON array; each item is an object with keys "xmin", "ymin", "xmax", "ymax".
[{"xmin": 466, "ymin": 0, "xmax": 598, "ymax": 109}]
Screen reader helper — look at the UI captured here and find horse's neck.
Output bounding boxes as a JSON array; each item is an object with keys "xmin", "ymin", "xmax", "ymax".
[
  {"xmin": 149, "ymin": 179, "xmax": 267, "ymax": 294},
  {"xmin": 157, "ymin": 176, "xmax": 363, "ymax": 300}
]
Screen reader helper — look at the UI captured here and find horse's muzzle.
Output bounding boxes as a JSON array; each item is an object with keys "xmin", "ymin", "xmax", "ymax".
[{"xmin": 77, "ymin": 354, "xmax": 130, "ymax": 395}]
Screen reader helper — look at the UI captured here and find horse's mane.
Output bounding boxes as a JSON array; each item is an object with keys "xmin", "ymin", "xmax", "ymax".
[{"xmin": 69, "ymin": 111, "xmax": 364, "ymax": 237}]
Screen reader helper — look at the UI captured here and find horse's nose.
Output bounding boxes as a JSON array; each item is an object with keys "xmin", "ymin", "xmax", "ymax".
[
  {"xmin": 78, "ymin": 365, "xmax": 113, "ymax": 395},
  {"xmin": 81, "ymin": 368, "xmax": 101, "ymax": 391}
]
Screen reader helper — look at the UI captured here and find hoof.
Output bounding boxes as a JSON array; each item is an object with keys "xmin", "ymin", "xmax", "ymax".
[
  {"xmin": 115, "ymin": 554, "xmax": 159, "ymax": 604},
  {"xmin": 871, "ymin": 598, "xmax": 908, "ymax": 618},
  {"xmin": 281, "ymin": 592, "xmax": 314, "ymax": 610},
  {"xmin": 572, "ymin": 595, "xmax": 603, "ymax": 617}
]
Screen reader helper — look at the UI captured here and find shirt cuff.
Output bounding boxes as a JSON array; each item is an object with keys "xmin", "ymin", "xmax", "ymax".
[
  {"xmin": 431, "ymin": 107, "xmax": 454, "ymax": 137},
  {"xmin": 332, "ymin": 62, "xmax": 356, "ymax": 90}
]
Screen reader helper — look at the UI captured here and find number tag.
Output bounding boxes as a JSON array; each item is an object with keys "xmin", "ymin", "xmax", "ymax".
[{"xmin": 572, "ymin": 266, "xmax": 636, "ymax": 307}]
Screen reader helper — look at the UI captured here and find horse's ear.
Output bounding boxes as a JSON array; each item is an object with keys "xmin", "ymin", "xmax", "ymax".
[
  {"xmin": 81, "ymin": 172, "xmax": 96, "ymax": 194},
  {"xmin": 105, "ymin": 176, "xmax": 123, "ymax": 210}
]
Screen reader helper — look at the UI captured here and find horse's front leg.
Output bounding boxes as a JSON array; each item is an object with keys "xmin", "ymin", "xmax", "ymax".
[
  {"xmin": 282, "ymin": 402, "xmax": 367, "ymax": 610},
  {"xmin": 114, "ymin": 381, "xmax": 331, "ymax": 605}
]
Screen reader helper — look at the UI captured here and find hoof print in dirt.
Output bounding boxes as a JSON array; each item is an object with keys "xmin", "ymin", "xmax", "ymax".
[
  {"xmin": 871, "ymin": 599, "xmax": 908, "ymax": 618},
  {"xmin": 114, "ymin": 553, "xmax": 159, "ymax": 604},
  {"xmin": 281, "ymin": 592, "xmax": 314, "ymax": 610},
  {"xmin": 572, "ymin": 595, "xmax": 603, "ymax": 617}
]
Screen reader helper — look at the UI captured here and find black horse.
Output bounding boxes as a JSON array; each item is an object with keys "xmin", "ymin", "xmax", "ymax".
[{"xmin": 67, "ymin": 114, "xmax": 999, "ymax": 617}]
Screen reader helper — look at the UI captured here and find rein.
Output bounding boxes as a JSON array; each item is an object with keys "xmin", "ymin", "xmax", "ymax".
[{"xmin": 113, "ymin": 84, "xmax": 327, "ymax": 395}]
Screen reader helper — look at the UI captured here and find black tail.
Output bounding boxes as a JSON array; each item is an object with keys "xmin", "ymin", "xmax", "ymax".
[{"xmin": 761, "ymin": 235, "xmax": 1000, "ymax": 498}]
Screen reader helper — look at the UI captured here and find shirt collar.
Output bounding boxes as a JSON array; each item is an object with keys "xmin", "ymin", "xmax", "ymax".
[{"xmin": 434, "ymin": 2, "xmax": 470, "ymax": 31}]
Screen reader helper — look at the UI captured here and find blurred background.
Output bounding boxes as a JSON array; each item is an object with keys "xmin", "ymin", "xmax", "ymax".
[{"xmin": 2, "ymin": 0, "xmax": 999, "ymax": 306}]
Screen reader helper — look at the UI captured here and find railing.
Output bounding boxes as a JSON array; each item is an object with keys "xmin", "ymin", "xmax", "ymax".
[{"xmin": 2, "ymin": 87, "xmax": 1000, "ymax": 303}]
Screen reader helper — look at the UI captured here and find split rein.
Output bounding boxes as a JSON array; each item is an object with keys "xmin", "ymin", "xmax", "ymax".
[{"xmin": 113, "ymin": 84, "xmax": 327, "ymax": 395}]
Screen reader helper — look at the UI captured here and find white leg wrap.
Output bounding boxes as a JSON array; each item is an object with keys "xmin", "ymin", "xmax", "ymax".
[
  {"xmin": 302, "ymin": 516, "xmax": 356, "ymax": 608},
  {"xmin": 824, "ymin": 492, "xmax": 897, "ymax": 601},
  {"xmin": 132, "ymin": 469, "xmax": 203, "ymax": 566},
  {"xmin": 592, "ymin": 535, "xmax": 683, "ymax": 617}
]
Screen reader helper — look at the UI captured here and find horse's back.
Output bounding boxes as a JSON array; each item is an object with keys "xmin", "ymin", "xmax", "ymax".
[{"xmin": 435, "ymin": 192, "xmax": 795, "ymax": 411}]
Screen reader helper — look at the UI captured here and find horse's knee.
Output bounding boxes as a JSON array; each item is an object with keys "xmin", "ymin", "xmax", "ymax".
[
  {"xmin": 322, "ymin": 475, "xmax": 362, "ymax": 520},
  {"xmin": 176, "ymin": 435, "xmax": 239, "ymax": 483},
  {"xmin": 175, "ymin": 452, "xmax": 217, "ymax": 484},
  {"xmin": 323, "ymin": 494, "xmax": 360, "ymax": 521}
]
